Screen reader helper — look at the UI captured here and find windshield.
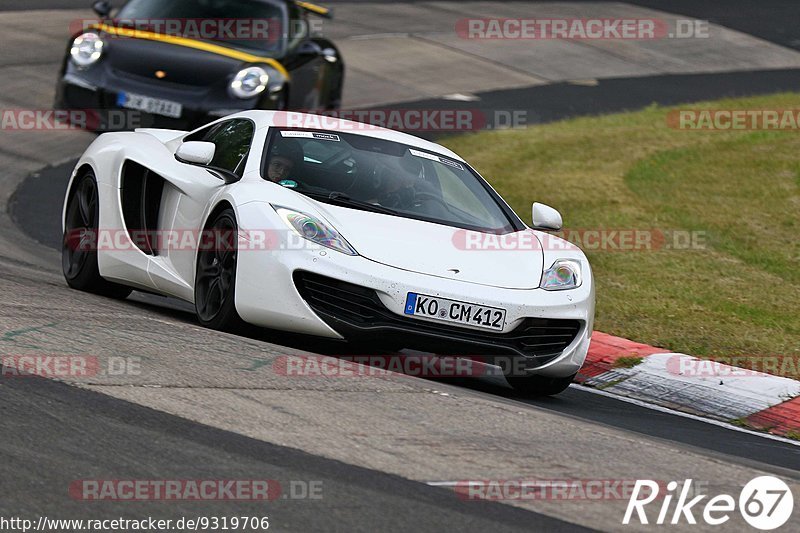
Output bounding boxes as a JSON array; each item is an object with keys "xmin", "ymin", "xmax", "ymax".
[
  {"xmin": 115, "ymin": 0, "xmax": 286, "ymax": 55},
  {"xmin": 263, "ymin": 129, "xmax": 521, "ymax": 233}
]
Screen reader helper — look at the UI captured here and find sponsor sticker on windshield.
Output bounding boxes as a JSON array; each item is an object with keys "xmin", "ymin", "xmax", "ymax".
[
  {"xmin": 439, "ymin": 158, "xmax": 465, "ymax": 171},
  {"xmin": 281, "ymin": 131, "xmax": 340, "ymax": 142},
  {"xmin": 409, "ymin": 148, "xmax": 464, "ymax": 171}
]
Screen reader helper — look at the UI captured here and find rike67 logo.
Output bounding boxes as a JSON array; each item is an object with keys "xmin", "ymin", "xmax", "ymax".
[{"xmin": 624, "ymin": 476, "xmax": 794, "ymax": 530}]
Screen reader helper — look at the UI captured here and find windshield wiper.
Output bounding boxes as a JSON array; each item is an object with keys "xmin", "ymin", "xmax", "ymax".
[{"xmin": 303, "ymin": 191, "xmax": 398, "ymax": 216}]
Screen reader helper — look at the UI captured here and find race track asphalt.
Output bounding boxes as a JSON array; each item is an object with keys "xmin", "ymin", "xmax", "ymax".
[{"xmin": 1, "ymin": 368, "xmax": 588, "ymax": 532}]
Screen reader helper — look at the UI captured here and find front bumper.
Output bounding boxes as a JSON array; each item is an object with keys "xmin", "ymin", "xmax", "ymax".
[
  {"xmin": 234, "ymin": 204, "xmax": 595, "ymax": 378},
  {"xmin": 55, "ymin": 65, "xmax": 282, "ymax": 131},
  {"xmin": 294, "ymin": 271, "xmax": 587, "ymax": 375}
]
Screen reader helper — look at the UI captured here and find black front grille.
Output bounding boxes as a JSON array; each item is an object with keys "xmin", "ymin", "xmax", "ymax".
[{"xmin": 294, "ymin": 272, "xmax": 582, "ymax": 367}]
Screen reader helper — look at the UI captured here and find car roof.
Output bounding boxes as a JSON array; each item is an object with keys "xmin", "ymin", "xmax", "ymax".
[{"xmin": 229, "ymin": 110, "xmax": 467, "ymax": 163}]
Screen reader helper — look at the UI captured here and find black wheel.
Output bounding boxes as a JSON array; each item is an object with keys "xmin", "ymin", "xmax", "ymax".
[
  {"xmin": 326, "ymin": 69, "xmax": 343, "ymax": 111},
  {"xmin": 194, "ymin": 209, "xmax": 245, "ymax": 331},
  {"xmin": 275, "ymin": 91, "xmax": 289, "ymax": 111},
  {"xmin": 507, "ymin": 373, "xmax": 576, "ymax": 397},
  {"xmin": 62, "ymin": 171, "xmax": 132, "ymax": 299}
]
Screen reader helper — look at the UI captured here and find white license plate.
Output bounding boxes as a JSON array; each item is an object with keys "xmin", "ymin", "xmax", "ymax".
[
  {"xmin": 117, "ymin": 92, "xmax": 182, "ymax": 118},
  {"xmin": 404, "ymin": 293, "xmax": 506, "ymax": 331}
]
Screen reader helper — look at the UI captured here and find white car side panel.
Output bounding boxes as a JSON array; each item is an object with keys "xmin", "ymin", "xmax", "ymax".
[
  {"xmin": 148, "ymin": 181, "xmax": 220, "ymax": 299},
  {"xmin": 96, "ymin": 181, "xmax": 156, "ymax": 291},
  {"xmin": 68, "ymin": 130, "xmax": 230, "ymax": 294}
]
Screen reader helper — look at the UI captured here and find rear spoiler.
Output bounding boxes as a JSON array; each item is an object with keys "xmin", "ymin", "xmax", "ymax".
[{"xmin": 295, "ymin": 1, "xmax": 332, "ymax": 19}]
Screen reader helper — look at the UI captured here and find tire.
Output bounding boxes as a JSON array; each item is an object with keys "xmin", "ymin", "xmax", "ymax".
[
  {"xmin": 507, "ymin": 373, "xmax": 576, "ymax": 397},
  {"xmin": 194, "ymin": 208, "xmax": 245, "ymax": 332},
  {"xmin": 62, "ymin": 170, "xmax": 132, "ymax": 299},
  {"xmin": 274, "ymin": 91, "xmax": 288, "ymax": 111},
  {"xmin": 326, "ymin": 68, "xmax": 344, "ymax": 111}
]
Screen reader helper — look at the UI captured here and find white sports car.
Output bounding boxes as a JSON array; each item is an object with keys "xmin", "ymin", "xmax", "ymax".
[{"xmin": 62, "ymin": 111, "xmax": 594, "ymax": 395}]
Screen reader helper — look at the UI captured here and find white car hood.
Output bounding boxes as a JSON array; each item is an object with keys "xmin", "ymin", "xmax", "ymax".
[{"xmin": 316, "ymin": 203, "xmax": 544, "ymax": 290}]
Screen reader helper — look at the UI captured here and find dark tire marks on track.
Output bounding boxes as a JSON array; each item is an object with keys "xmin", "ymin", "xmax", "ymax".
[{"xmin": 0, "ymin": 368, "xmax": 584, "ymax": 532}]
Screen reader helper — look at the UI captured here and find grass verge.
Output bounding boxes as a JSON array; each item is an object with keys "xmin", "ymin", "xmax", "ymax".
[{"xmin": 441, "ymin": 93, "xmax": 800, "ymax": 376}]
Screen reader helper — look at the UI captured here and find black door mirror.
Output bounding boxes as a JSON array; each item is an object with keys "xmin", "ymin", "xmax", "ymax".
[
  {"xmin": 297, "ymin": 40, "xmax": 322, "ymax": 58},
  {"xmin": 92, "ymin": 0, "xmax": 112, "ymax": 17}
]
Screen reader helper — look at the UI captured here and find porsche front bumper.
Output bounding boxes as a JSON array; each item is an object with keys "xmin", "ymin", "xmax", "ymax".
[{"xmin": 55, "ymin": 66, "xmax": 282, "ymax": 131}]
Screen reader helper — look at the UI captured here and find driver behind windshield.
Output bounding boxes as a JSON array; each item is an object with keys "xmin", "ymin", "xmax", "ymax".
[
  {"xmin": 367, "ymin": 156, "xmax": 423, "ymax": 208},
  {"xmin": 266, "ymin": 138, "xmax": 304, "ymax": 183}
]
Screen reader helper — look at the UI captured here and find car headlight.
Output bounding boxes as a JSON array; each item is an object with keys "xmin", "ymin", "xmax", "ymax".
[
  {"xmin": 230, "ymin": 66, "xmax": 269, "ymax": 99},
  {"xmin": 70, "ymin": 32, "xmax": 105, "ymax": 67},
  {"xmin": 540, "ymin": 259, "xmax": 582, "ymax": 291},
  {"xmin": 273, "ymin": 206, "xmax": 357, "ymax": 256}
]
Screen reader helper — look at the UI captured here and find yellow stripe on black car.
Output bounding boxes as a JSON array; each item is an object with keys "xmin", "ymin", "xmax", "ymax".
[
  {"xmin": 295, "ymin": 1, "xmax": 332, "ymax": 18},
  {"xmin": 90, "ymin": 23, "xmax": 290, "ymax": 80}
]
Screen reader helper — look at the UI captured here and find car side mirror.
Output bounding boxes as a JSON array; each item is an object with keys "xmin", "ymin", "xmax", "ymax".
[
  {"xmin": 92, "ymin": 0, "xmax": 112, "ymax": 17},
  {"xmin": 297, "ymin": 40, "xmax": 322, "ymax": 58},
  {"xmin": 175, "ymin": 141, "xmax": 215, "ymax": 166},
  {"xmin": 531, "ymin": 202, "xmax": 563, "ymax": 231}
]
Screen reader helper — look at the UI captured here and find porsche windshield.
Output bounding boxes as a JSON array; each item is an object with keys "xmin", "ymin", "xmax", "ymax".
[
  {"xmin": 115, "ymin": 0, "xmax": 286, "ymax": 55},
  {"xmin": 263, "ymin": 129, "xmax": 520, "ymax": 233}
]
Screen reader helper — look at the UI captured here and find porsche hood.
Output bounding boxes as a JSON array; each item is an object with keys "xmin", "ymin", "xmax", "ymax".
[
  {"xmin": 90, "ymin": 24, "xmax": 289, "ymax": 87},
  {"xmin": 102, "ymin": 36, "xmax": 244, "ymax": 87}
]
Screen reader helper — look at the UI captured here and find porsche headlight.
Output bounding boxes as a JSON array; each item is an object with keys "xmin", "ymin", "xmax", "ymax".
[
  {"xmin": 70, "ymin": 32, "xmax": 105, "ymax": 67},
  {"xmin": 230, "ymin": 66, "xmax": 269, "ymax": 99},
  {"xmin": 273, "ymin": 206, "xmax": 357, "ymax": 256},
  {"xmin": 540, "ymin": 259, "xmax": 582, "ymax": 291}
]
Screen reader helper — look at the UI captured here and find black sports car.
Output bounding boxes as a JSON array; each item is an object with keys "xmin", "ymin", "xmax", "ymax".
[{"xmin": 55, "ymin": 0, "xmax": 344, "ymax": 130}]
